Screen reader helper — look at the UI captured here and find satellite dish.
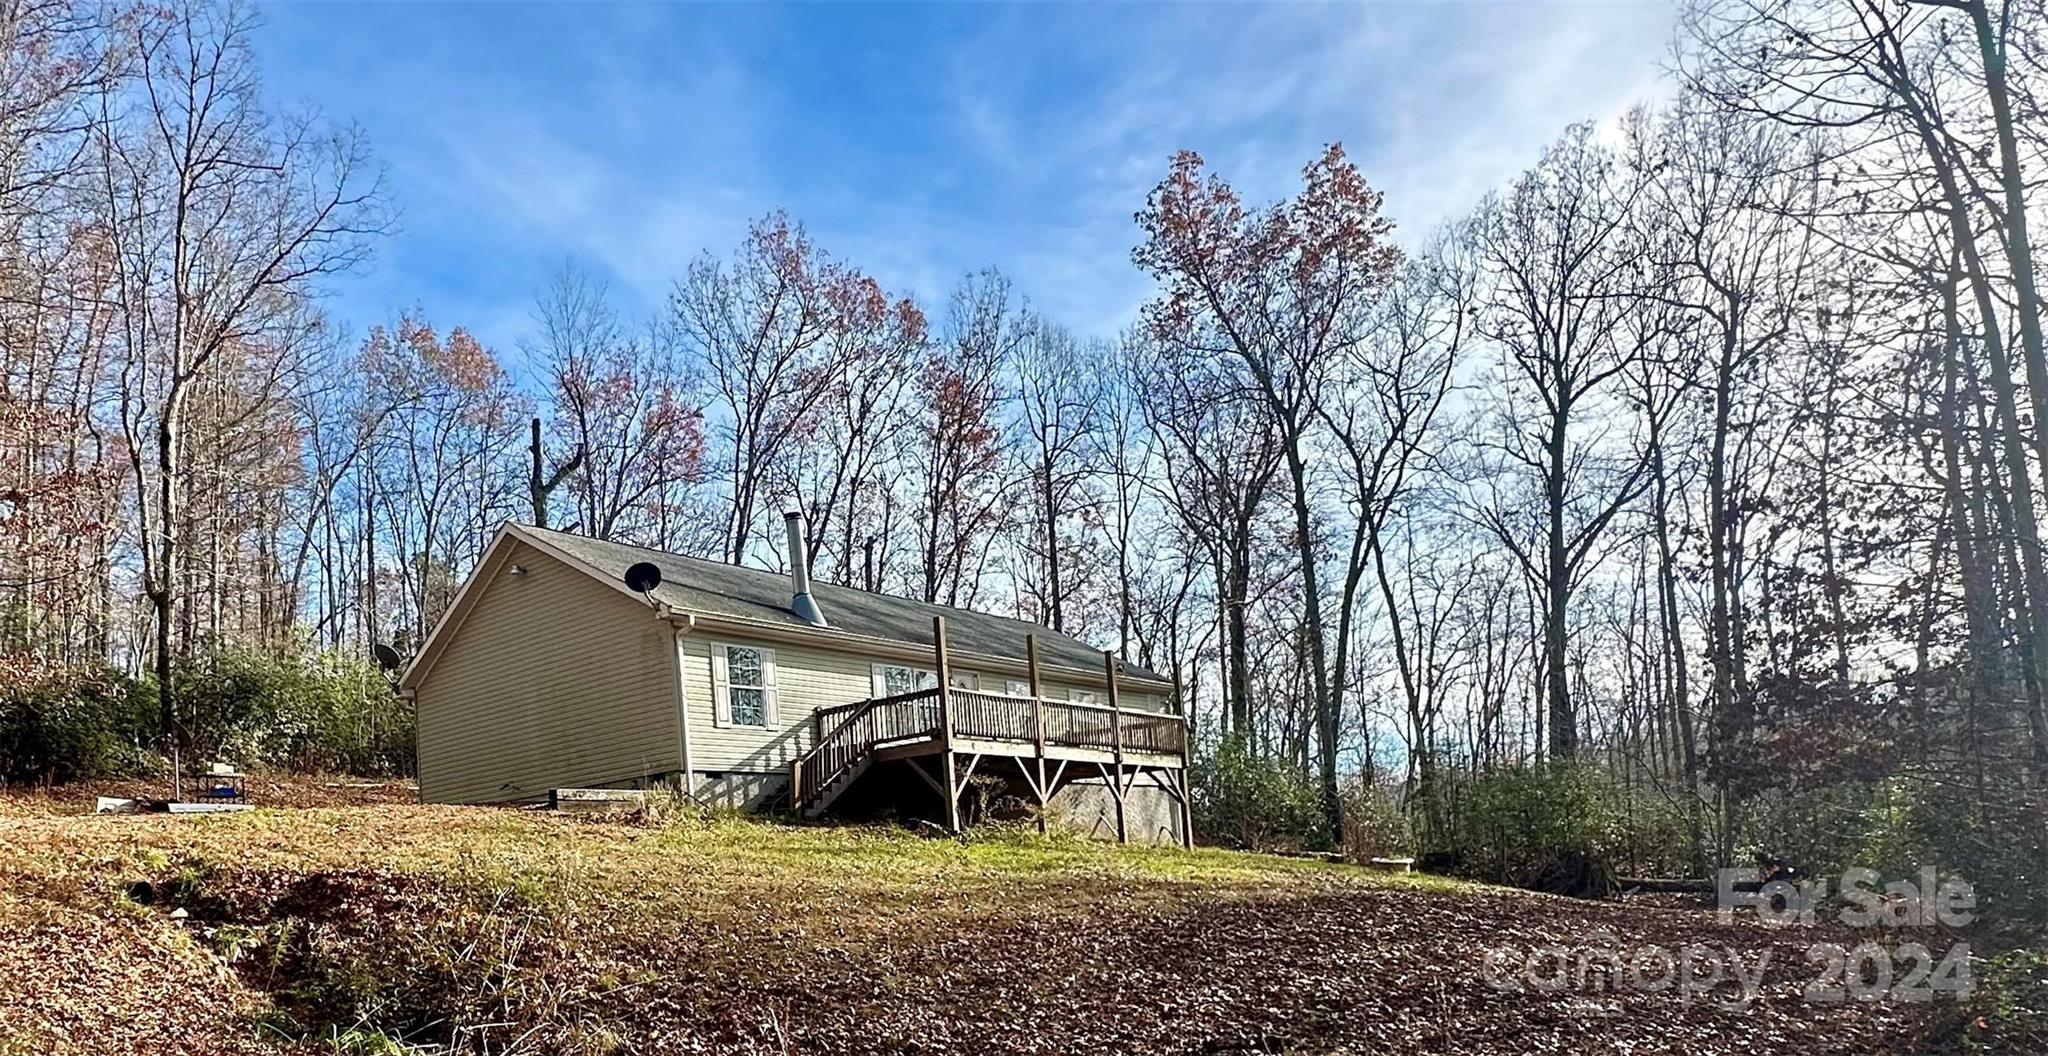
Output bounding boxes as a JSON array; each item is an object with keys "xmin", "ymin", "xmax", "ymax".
[
  {"xmin": 623, "ymin": 561, "xmax": 663, "ymax": 595},
  {"xmin": 371, "ymin": 642, "xmax": 404, "ymax": 672}
]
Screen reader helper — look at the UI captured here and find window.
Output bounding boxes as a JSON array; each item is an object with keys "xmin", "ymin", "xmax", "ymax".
[
  {"xmin": 1003, "ymin": 678, "xmax": 1031, "ymax": 698},
  {"xmin": 715, "ymin": 644, "xmax": 775, "ymax": 728},
  {"xmin": 874, "ymin": 663, "xmax": 937, "ymax": 697},
  {"xmin": 949, "ymin": 671, "xmax": 979, "ymax": 691},
  {"xmin": 1069, "ymin": 688, "xmax": 1101, "ymax": 706}
]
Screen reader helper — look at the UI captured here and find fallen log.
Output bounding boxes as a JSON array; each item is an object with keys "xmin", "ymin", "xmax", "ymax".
[
  {"xmin": 1270, "ymin": 849, "xmax": 1347, "ymax": 864},
  {"xmin": 1619, "ymin": 876, "xmax": 1714, "ymax": 894}
]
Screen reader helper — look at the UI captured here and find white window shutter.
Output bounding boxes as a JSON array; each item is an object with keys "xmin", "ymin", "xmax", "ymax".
[
  {"xmin": 871, "ymin": 664, "xmax": 888, "ymax": 698},
  {"xmin": 710, "ymin": 644, "xmax": 730, "ymax": 728},
  {"xmin": 761, "ymin": 648, "xmax": 779, "ymax": 727}
]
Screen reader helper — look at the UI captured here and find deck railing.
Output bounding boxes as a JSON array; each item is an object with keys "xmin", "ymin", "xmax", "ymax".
[
  {"xmin": 952, "ymin": 688, "xmax": 1188, "ymax": 756},
  {"xmin": 790, "ymin": 688, "xmax": 941, "ymax": 806},
  {"xmin": 1113, "ymin": 707, "xmax": 1187, "ymax": 756},
  {"xmin": 790, "ymin": 686, "xmax": 1188, "ymax": 811},
  {"xmin": 950, "ymin": 688, "xmax": 1036, "ymax": 743}
]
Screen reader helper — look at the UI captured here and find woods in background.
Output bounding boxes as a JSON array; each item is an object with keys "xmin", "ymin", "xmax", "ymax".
[{"xmin": 3, "ymin": 0, "xmax": 2047, "ymax": 922}]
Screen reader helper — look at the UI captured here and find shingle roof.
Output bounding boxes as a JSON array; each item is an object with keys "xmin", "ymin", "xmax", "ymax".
[{"xmin": 514, "ymin": 524, "xmax": 1169, "ymax": 684}]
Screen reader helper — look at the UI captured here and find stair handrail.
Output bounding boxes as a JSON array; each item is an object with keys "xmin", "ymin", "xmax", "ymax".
[{"xmin": 791, "ymin": 687, "xmax": 941, "ymax": 808}]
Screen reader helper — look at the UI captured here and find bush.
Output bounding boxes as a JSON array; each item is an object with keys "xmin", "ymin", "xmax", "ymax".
[
  {"xmin": 1340, "ymin": 778, "xmax": 1412, "ymax": 862},
  {"xmin": 0, "ymin": 641, "xmax": 415, "ymax": 786},
  {"xmin": 0, "ymin": 656, "xmax": 156, "ymax": 783},
  {"xmin": 1451, "ymin": 762, "xmax": 1624, "ymax": 896},
  {"xmin": 154, "ymin": 641, "xmax": 414, "ymax": 776},
  {"xmin": 1191, "ymin": 733, "xmax": 1326, "ymax": 852},
  {"xmin": 1963, "ymin": 947, "xmax": 2048, "ymax": 1053},
  {"xmin": 1605, "ymin": 780, "xmax": 1701, "ymax": 879},
  {"xmin": 1744, "ymin": 775, "xmax": 2048, "ymax": 927},
  {"xmin": 1743, "ymin": 781, "xmax": 1891, "ymax": 883}
]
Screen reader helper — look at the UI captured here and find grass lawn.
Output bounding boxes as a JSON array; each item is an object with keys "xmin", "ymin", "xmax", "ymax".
[{"xmin": 0, "ymin": 783, "xmax": 1948, "ymax": 1054}]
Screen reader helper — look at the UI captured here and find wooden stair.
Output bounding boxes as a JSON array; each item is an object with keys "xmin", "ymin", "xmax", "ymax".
[
  {"xmin": 789, "ymin": 688, "xmax": 942, "ymax": 818},
  {"xmin": 799, "ymin": 756, "xmax": 871, "ymax": 818}
]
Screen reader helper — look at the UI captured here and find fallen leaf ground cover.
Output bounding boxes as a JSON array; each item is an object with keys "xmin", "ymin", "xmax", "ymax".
[{"xmin": 0, "ymin": 785, "xmax": 1958, "ymax": 1054}]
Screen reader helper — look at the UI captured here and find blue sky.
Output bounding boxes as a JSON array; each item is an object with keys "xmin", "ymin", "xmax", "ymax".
[{"xmin": 253, "ymin": 2, "xmax": 1674, "ymax": 368}]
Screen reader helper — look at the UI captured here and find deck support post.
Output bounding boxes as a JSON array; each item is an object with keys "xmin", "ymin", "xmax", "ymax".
[
  {"xmin": 1027, "ymin": 634, "xmax": 1049, "ymax": 834},
  {"xmin": 1103, "ymin": 649, "xmax": 1127, "ymax": 844},
  {"xmin": 934, "ymin": 616, "xmax": 960, "ymax": 833},
  {"xmin": 1174, "ymin": 669, "xmax": 1192, "ymax": 849}
]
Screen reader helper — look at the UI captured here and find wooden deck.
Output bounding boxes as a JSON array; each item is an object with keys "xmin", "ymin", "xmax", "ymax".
[{"xmin": 788, "ymin": 622, "xmax": 1191, "ymax": 844}]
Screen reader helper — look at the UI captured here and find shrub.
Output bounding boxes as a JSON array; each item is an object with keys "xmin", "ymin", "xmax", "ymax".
[
  {"xmin": 1339, "ymin": 777, "xmax": 1412, "ymax": 862},
  {"xmin": 1744, "ymin": 775, "xmax": 2048, "ymax": 927},
  {"xmin": 0, "ymin": 656, "xmax": 155, "ymax": 783},
  {"xmin": 0, "ymin": 641, "xmax": 415, "ymax": 786},
  {"xmin": 1191, "ymin": 733, "xmax": 1326, "ymax": 852},
  {"xmin": 1604, "ymin": 780, "xmax": 1700, "ymax": 879},
  {"xmin": 1963, "ymin": 947, "xmax": 2048, "ymax": 1054},
  {"xmin": 154, "ymin": 641, "xmax": 414, "ymax": 776},
  {"xmin": 1743, "ymin": 781, "xmax": 1892, "ymax": 882},
  {"xmin": 1451, "ymin": 762, "xmax": 1624, "ymax": 896},
  {"xmin": 253, "ymin": 646, "xmax": 413, "ymax": 776}
]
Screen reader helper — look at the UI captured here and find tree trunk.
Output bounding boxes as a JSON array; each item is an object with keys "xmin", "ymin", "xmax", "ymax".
[
  {"xmin": 152, "ymin": 384, "xmax": 185, "ymax": 752},
  {"xmin": 1937, "ymin": 262, "xmax": 2009, "ymax": 710},
  {"xmin": 1544, "ymin": 396, "xmax": 1575, "ymax": 760},
  {"xmin": 1963, "ymin": 0, "xmax": 2048, "ymax": 764},
  {"xmin": 1281, "ymin": 440, "xmax": 1340, "ymax": 839},
  {"xmin": 1225, "ymin": 530, "xmax": 1254, "ymax": 736},
  {"xmin": 1647, "ymin": 403, "xmax": 1703, "ymax": 867}
]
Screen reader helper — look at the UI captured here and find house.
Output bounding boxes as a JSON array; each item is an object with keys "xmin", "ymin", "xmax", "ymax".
[{"xmin": 399, "ymin": 515, "xmax": 1191, "ymax": 845}]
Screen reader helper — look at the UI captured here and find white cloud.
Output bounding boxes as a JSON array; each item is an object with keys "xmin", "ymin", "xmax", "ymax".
[
  {"xmin": 916, "ymin": 3, "xmax": 1677, "ymax": 332},
  {"xmin": 1350, "ymin": 5, "xmax": 1678, "ymax": 233},
  {"xmin": 263, "ymin": 3, "xmax": 1679, "ymax": 352}
]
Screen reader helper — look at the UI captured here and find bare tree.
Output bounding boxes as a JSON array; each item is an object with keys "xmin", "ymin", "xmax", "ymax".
[
  {"xmin": 911, "ymin": 270, "xmax": 1018, "ymax": 607},
  {"xmin": 530, "ymin": 266, "xmax": 705, "ymax": 542},
  {"xmin": 672, "ymin": 212, "xmax": 856, "ymax": 565},
  {"xmin": 1334, "ymin": 243, "xmax": 1465, "ymax": 817},
  {"xmin": 1137, "ymin": 338, "xmax": 1283, "ymax": 738},
  {"xmin": 1100, "ymin": 333, "xmax": 1155, "ymax": 659},
  {"xmin": 1136, "ymin": 143, "xmax": 1402, "ymax": 837},
  {"xmin": 93, "ymin": 0, "xmax": 386, "ymax": 743},
  {"xmin": 1682, "ymin": 0, "xmax": 2048, "ymax": 766},
  {"xmin": 360, "ymin": 315, "xmax": 523, "ymax": 647},
  {"xmin": 1011, "ymin": 319, "xmax": 1103, "ymax": 633},
  {"xmin": 1468, "ymin": 123, "xmax": 1654, "ymax": 761},
  {"xmin": 777, "ymin": 268, "xmax": 924, "ymax": 583}
]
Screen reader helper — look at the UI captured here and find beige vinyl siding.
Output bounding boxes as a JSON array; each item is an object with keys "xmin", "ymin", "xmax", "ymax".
[
  {"xmin": 415, "ymin": 540, "xmax": 679, "ymax": 803},
  {"xmin": 942, "ymin": 669, "xmax": 1165, "ymax": 713},
  {"xmin": 1038, "ymin": 678, "xmax": 1164, "ymax": 714},
  {"xmin": 683, "ymin": 634, "xmax": 873, "ymax": 772}
]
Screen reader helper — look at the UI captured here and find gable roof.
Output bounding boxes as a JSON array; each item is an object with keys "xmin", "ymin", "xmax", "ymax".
[{"xmin": 403, "ymin": 522, "xmax": 1170, "ymax": 690}]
